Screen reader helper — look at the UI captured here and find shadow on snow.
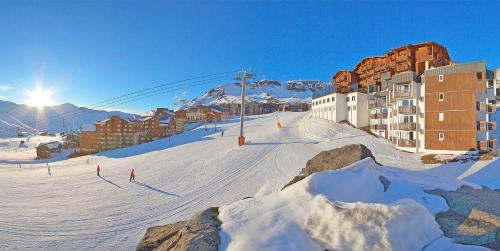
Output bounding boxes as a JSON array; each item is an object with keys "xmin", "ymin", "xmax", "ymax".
[{"xmin": 134, "ymin": 181, "xmax": 180, "ymax": 197}]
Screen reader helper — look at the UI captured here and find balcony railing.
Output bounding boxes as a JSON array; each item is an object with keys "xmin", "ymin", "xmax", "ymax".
[
  {"xmin": 369, "ymin": 101, "xmax": 386, "ymax": 109},
  {"xmin": 477, "ymin": 121, "xmax": 487, "ymax": 131},
  {"xmin": 489, "ymin": 139, "xmax": 497, "ymax": 149},
  {"xmin": 371, "ymin": 124, "xmax": 387, "ymax": 130},
  {"xmin": 393, "ymin": 90, "xmax": 412, "ymax": 98},
  {"xmin": 398, "ymin": 106, "xmax": 416, "ymax": 114},
  {"xmin": 398, "ymin": 139, "xmax": 416, "ymax": 147},
  {"xmin": 477, "ymin": 102, "xmax": 487, "ymax": 112},
  {"xmin": 370, "ymin": 113, "xmax": 386, "ymax": 119},
  {"xmin": 398, "ymin": 122, "xmax": 416, "ymax": 131},
  {"xmin": 477, "ymin": 140, "xmax": 489, "ymax": 151}
]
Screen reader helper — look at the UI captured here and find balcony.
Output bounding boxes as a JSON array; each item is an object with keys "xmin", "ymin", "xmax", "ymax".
[
  {"xmin": 398, "ymin": 106, "xmax": 416, "ymax": 114},
  {"xmin": 489, "ymin": 139, "xmax": 497, "ymax": 149},
  {"xmin": 370, "ymin": 113, "xmax": 386, "ymax": 119},
  {"xmin": 396, "ymin": 55, "xmax": 410, "ymax": 62},
  {"xmin": 477, "ymin": 102, "xmax": 487, "ymax": 112},
  {"xmin": 477, "ymin": 121, "xmax": 487, "ymax": 131},
  {"xmin": 369, "ymin": 101, "xmax": 386, "ymax": 109},
  {"xmin": 398, "ymin": 122, "xmax": 416, "ymax": 131},
  {"xmin": 371, "ymin": 124, "xmax": 388, "ymax": 130},
  {"xmin": 487, "ymin": 104, "xmax": 496, "ymax": 113},
  {"xmin": 488, "ymin": 121, "xmax": 497, "ymax": 131},
  {"xmin": 398, "ymin": 139, "xmax": 416, "ymax": 148},
  {"xmin": 486, "ymin": 80, "xmax": 494, "ymax": 88},
  {"xmin": 393, "ymin": 90, "xmax": 412, "ymax": 98},
  {"xmin": 477, "ymin": 140, "xmax": 489, "ymax": 151}
]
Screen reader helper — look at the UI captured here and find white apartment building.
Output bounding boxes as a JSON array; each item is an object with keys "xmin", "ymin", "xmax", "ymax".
[
  {"xmin": 311, "ymin": 92, "xmax": 368, "ymax": 127},
  {"xmin": 346, "ymin": 92, "xmax": 368, "ymax": 128},
  {"xmin": 311, "ymin": 93, "xmax": 347, "ymax": 122}
]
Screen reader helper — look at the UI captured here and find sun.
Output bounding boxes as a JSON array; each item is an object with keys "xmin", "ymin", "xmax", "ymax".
[{"xmin": 26, "ymin": 85, "xmax": 55, "ymax": 108}]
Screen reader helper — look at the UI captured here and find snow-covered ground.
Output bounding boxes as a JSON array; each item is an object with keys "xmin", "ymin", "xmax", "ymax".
[
  {"xmin": 0, "ymin": 112, "xmax": 498, "ymax": 250},
  {"xmin": 0, "ymin": 135, "xmax": 65, "ymax": 162},
  {"xmin": 218, "ymin": 158, "xmax": 487, "ymax": 251}
]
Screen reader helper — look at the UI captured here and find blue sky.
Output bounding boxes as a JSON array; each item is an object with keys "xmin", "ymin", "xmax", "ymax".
[{"xmin": 0, "ymin": 0, "xmax": 498, "ymax": 113}]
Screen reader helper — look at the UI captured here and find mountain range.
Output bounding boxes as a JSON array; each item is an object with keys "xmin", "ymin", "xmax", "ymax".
[
  {"xmin": 0, "ymin": 100, "xmax": 136, "ymax": 137},
  {"xmin": 188, "ymin": 80, "xmax": 328, "ymax": 107}
]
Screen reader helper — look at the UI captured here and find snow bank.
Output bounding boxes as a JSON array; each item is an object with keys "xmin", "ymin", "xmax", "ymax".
[
  {"xmin": 218, "ymin": 158, "xmax": 475, "ymax": 250},
  {"xmin": 304, "ymin": 198, "xmax": 441, "ymax": 251}
]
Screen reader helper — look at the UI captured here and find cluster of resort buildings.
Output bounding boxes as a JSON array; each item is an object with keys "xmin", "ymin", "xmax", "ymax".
[
  {"xmin": 312, "ymin": 41, "xmax": 498, "ymax": 154},
  {"xmin": 78, "ymin": 99, "xmax": 310, "ymax": 154},
  {"xmin": 79, "ymin": 106, "xmax": 223, "ymax": 154}
]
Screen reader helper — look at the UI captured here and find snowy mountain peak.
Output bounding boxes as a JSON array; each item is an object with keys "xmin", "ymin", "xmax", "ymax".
[{"xmin": 188, "ymin": 80, "xmax": 328, "ymax": 107}]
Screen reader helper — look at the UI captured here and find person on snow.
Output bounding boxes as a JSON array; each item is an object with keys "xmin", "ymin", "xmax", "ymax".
[
  {"xmin": 221, "ymin": 131, "xmax": 224, "ymax": 137},
  {"xmin": 97, "ymin": 165, "xmax": 101, "ymax": 176},
  {"xmin": 129, "ymin": 169, "xmax": 135, "ymax": 182},
  {"xmin": 47, "ymin": 163, "xmax": 51, "ymax": 175}
]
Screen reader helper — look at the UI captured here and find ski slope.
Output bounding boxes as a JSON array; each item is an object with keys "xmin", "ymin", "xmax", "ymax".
[{"xmin": 0, "ymin": 112, "xmax": 498, "ymax": 250}]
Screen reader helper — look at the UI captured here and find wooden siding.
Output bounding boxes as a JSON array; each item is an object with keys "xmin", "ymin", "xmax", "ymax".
[{"xmin": 425, "ymin": 71, "xmax": 481, "ymax": 150}]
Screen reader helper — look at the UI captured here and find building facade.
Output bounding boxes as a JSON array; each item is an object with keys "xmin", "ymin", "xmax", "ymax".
[
  {"xmin": 80, "ymin": 112, "xmax": 180, "ymax": 154},
  {"xmin": 313, "ymin": 42, "xmax": 498, "ymax": 154}
]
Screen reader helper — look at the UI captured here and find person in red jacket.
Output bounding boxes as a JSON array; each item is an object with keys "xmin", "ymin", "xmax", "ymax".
[
  {"xmin": 129, "ymin": 169, "xmax": 135, "ymax": 182},
  {"xmin": 97, "ymin": 165, "xmax": 101, "ymax": 176}
]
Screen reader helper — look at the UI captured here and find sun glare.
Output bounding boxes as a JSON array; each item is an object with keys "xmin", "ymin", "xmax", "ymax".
[{"xmin": 26, "ymin": 85, "xmax": 54, "ymax": 108}]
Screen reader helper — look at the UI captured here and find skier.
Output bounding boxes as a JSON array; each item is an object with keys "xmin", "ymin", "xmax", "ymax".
[
  {"xmin": 221, "ymin": 131, "xmax": 224, "ymax": 137},
  {"xmin": 47, "ymin": 163, "xmax": 51, "ymax": 175},
  {"xmin": 97, "ymin": 165, "xmax": 100, "ymax": 176},
  {"xmin": 129, "ymin": 169, "xmax": 135, "ymax": 182},
  {"xmin": 86, "ymin": 159, "xmax": 90, "ymax": 164}
]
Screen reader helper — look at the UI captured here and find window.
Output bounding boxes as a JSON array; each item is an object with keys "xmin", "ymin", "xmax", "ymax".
[
  {"xmin": 438, "ymin": 112, "xmax": 444, "ymax": 121},
  {"xmin": 476, "ymin": 72, "xmax": 482, "ymax": 80},
  {"xmin": 353, "ymin": 105, "xmax": 357, "ymax": 111},
  {"xmin": 438, "ymin": 75, "xmax": 444, "ymax": 82},
  {"xmin": 438, "ymin": 132, "xmax": 445, "ymax": 141},
  {"xmin": 346, "ymin": 97, "xmax": 350, "ymax": 102},
  {"xmin": 327, "ymin": 98, "xmax": 330, "ymax": 103},
  {"xmin": 420, "ymin": 96, "xmax": 424, "ymax": 102},
  {"xmin": 439, "ymin": 93, "xmax": 444, "ymax": 101},
  {"xmin": 352, "ymin": 96, "xmax": 356, "ymax": 101},
  {"xmin": 332, "ymin": 97, "xmax": 335, "ymax": 102},
  {"xmin": 347, "ymin": 106, "xmax": 351, "ymax": 111}
]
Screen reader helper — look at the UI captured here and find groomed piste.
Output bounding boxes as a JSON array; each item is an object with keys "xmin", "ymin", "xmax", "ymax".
[{"xmin": 1, "ymin": 112, "xmax": 498, "ymax": 250}]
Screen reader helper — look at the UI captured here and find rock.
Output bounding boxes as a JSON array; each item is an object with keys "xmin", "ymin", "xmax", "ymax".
[
  {"xmin": 378, "ymin": 175, "xmax": 391, "ymax": 192},
  {"xmin": 282, "ymin": 144, "xmax": 379, "ymax": 190},
  {"xmin": 136, "ymin": 207, "xmax": 221, "ymax": 251},
  {"xmin": 426, "ymin": 186, "xmax": 500, "ymax": 249}
]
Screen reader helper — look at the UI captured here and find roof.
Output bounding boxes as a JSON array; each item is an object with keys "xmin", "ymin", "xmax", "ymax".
[{"xmin": 424, "ymin": 61, "xmax": 486, "ymax": 76}]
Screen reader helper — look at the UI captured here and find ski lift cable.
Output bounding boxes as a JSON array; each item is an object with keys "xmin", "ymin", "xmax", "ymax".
[{"xmin": 0, "ymin": 72, "xmax": 237, "ymax": 134}]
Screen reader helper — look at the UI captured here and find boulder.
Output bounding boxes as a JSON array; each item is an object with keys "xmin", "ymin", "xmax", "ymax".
[
  {"xmin": 282, "ymin": 144, "xmax": 379, "ymax": 190},
  {"xmin": 426, "ymin": 186, "xmax": 500, "ymax": 249},
  {"xmin": 136, "ymin": 207, "xmax": 221, "ymax": 251}
]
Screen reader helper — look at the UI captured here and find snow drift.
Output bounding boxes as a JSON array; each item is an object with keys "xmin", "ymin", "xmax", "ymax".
[{"xmin": 218, "ymin": 158, "xmax": 480, "ymax": 250}]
